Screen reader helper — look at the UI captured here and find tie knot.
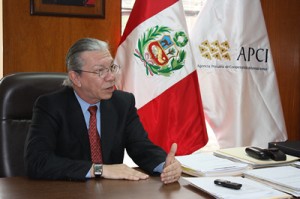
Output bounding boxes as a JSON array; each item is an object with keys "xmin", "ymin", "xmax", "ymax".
[{"xmin": 88, "ymin": 106, "xmax": 98, "ymax": 115}]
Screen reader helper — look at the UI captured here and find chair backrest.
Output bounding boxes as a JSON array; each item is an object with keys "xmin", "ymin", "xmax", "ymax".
[{"xmin": 0, "ymin": 72, "xmax": 67, "ymax": 177}]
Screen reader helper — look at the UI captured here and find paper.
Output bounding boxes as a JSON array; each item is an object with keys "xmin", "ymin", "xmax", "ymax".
[
  {"xmin": 176, "ymin": 153, "xmax": 249, "ymax": 176},
  {"xmin": 214, "ymin": 147, "xmax": 299, "ymax": 168},
  {"xmin": 291, "ymin": 161, "xmax": 300, "ymax": 168},
  {"xmin": 243, "ymin": 166, "xmax": 300, "ymax": 197},
  {"xmin": 183, "ymin": 176, "xmax": 292, "ymax": 199}
]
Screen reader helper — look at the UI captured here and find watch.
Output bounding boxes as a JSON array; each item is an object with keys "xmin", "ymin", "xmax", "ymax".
[{"xmin": 93, "ymin": 164, "xmax": 103, "ymax": 178}]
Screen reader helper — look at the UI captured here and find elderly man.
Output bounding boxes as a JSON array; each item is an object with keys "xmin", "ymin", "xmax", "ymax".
[{"xmin": 25, "ymin": 38, "xmax": 181, "ymax": 184}]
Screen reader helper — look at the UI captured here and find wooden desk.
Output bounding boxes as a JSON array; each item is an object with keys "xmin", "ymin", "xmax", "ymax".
[{"xmin": 0, "ymin": 176, "xmax": 213, "ymax": 199}]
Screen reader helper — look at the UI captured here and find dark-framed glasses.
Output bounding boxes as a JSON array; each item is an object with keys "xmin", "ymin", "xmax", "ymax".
[{"xmin": 75, "ymin": 64, "xmax": 120, "ymax": 78}]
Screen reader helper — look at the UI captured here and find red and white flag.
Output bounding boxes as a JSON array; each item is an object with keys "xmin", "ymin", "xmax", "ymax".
[
  {"xmin": 115, "ymin": 0, "xmax": 208, "ymax": 155},
  {"xmin": 190, "ymin": 0, "xmax": 287, "ymax": 148}
]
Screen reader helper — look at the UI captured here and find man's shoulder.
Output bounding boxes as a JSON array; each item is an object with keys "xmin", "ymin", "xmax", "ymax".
[
  {"xmin": 36, "ymin": 86, "xmax": 73, "ymax": 103},
  {"xmin": 101, "ymin": 90, "xmax": 135, "ymax": 107},
  {"xmin": 113, "ymin": 90, "xmax": 133, "ymax": 98}
]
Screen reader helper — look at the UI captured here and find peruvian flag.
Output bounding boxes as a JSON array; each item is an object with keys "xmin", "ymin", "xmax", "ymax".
[{"xmin": 115, "ymin": 0, "xmax": 208, "ymax": 155}]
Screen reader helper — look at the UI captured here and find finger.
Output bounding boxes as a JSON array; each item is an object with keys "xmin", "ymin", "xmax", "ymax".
[
  {"xmin": 132, "ymin": 171, "xmax": 149, "ymax": 180},
  {"xmin": 161, "ymin": 163, "xmax": 179, "ymax": 178},
  {"xmin": 125, "ymin": 168, "xmax": 149, "ymax": 180},
  {"xmin": 127, "ymin": 173, "xmax": 149, "ymax": 181},
  {"xmin": 169, "ymin": 143, "xmax": 177, "ymax": 156},
  {"xmin": 102, "ymin": 164, "xmax": 149, "ymax": 181},
  {"xmin": 161, "ymin": 159, "xmax": 182, "ymax": 184},
  {"xmin": 161, "ymin": 173, "xmax": 180, "ymax": 184},
  {"xmin": 165, "ymin": 143, "xmax": 177, "ymax": 167}
]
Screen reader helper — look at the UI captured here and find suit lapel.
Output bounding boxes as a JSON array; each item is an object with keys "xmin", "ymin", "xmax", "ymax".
[
  {"xmin": 67, "ymin": 89, "xmax": 91, "ymax": 160},
  {"xmin": 100, "ymin": 99, "xmax": 117, "ymax": 163}
]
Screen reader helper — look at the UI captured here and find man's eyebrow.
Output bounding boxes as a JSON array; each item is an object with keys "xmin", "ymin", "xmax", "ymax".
[
  {"xmin": 92, "ymin": 60, "xmax": 114, "ymax": 68},
  {"xmin": 91, "ymin": 65, "xmax": 105, "ymax": 69}
]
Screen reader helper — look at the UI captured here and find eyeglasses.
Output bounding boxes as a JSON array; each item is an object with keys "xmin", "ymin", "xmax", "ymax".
[{"xmin": 75, "ymin": 64, "xmax": 120, "ymax": 78}]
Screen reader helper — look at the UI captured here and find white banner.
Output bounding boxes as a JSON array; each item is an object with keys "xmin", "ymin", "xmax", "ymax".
[{"xmin": 190, "ymin": 0, "xmax": 287, "ymax": 148}]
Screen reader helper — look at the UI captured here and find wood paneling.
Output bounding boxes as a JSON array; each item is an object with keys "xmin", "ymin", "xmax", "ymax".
[
  {"xmin": 261, "ymin": 0, "xmax": 300, "ymax": 140},
  {"xmin": 3, "ymin": 0, "xmax": 121, "ymax": 74}
]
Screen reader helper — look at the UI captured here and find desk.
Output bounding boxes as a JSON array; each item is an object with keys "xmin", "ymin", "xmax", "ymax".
[{"xmin": 0, "ymin": 176, "xmax": 213, "ymax": 199}]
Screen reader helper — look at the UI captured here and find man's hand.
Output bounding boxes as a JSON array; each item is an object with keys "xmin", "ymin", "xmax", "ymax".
[
  {"xmin": 160, "ymin": 143, "xmax": 182, "ymax": 184},
  {"xmin": 101, "ymin": 164, "xmax": 149, "ymax": 181}
]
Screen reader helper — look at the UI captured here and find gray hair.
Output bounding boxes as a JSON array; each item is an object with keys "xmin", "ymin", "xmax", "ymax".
[{"xmin": 63, "ymin": 38, "xmax": 109, "ymax": 86}]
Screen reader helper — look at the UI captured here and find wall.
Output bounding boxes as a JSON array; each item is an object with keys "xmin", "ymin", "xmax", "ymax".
[
  {"xmin": 2, "ymin": 0, "xmax": 299, "ymax": 141},
  {"xmin": 3, "ymin": 0, "xmax": 121, "ymax": 74},
  {"xmin": 261, "ymin": 0, "xmax": 300, "ymax": 140}
]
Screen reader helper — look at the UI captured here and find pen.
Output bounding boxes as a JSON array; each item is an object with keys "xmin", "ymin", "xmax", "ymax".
[{"xmin": 214, "ymin": 179, "xmax": 242, "ymax": 190}]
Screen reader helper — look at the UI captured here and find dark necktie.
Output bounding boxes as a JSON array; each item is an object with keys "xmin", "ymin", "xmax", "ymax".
[{"xmin": 88, "ymin": 106, "xmax": 103, "ymax": 163}]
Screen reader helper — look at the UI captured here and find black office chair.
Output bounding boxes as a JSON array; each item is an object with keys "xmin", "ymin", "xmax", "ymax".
[{"xmin": 0, "ymin": 72, "xmax": 67, "ymax": 177}]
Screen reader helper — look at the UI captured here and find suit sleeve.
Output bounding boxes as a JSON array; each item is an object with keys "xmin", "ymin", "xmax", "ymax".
[
  {"xmin": 24, "ymin": 94, "xmax": 92, "ymax": 181},
  {"xmin": 122, "ymin": 93, "xmax": 167, "ymax": 174}
]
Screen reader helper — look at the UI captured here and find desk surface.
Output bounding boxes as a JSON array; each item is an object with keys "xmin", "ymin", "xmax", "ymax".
[{"xmin": 0, "ymin": 176, "xmax": 213, "ymax": 199}]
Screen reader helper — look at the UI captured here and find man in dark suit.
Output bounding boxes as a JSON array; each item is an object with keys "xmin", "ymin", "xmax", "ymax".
[{"xmin": 24, "ymin": 38, "xmax": 182, "ymax": 183}]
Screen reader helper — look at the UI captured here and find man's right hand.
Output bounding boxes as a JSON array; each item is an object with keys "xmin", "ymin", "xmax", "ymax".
[{"xmin": 101, "ymin": 164, "xmax": 149, "ymax": 181}]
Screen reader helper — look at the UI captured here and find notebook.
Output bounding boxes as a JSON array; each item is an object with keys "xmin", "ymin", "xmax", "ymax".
[{"xmin": 214, "ymin": 147, "xmax": 299, "ymax": 168}]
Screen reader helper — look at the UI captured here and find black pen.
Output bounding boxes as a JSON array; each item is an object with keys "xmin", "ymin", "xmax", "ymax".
[{"xmin": 214, "ymin": 179, "xmax": 242, "ymax": 190}]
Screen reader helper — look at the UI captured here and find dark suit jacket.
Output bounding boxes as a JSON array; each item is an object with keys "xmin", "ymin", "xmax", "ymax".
[{"xmin": 24, "ymin": 87, "xmax": 167, "ymax": 181}]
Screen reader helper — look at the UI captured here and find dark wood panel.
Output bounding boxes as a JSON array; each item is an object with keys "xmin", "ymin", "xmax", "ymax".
[
  {"xmin": 261, "ymin": 0, "xmax": 300, "ymax": 140},
  {"xmin": 3, "ymin": 0, "xmax": 121, "ymax": 74}
]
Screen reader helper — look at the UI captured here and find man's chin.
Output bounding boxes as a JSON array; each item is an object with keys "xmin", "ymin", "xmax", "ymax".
[{"xmin": 101, "ymin": 91, "xmax": 114, "ymax": 100}]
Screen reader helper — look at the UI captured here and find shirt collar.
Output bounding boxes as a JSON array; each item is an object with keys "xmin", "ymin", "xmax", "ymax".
[{"xmin": 74, "ymin": 91, "xmax": 100, "ymax": 112}]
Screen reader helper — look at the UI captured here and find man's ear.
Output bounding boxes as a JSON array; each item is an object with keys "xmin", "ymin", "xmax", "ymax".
[{"xmin": 69, "ymin": 71, "xmax": 81, "ymax": 87}]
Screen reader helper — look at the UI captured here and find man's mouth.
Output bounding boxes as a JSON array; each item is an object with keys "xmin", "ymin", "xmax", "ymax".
[{"xmin": 104, "ymin": 85, "xmax": 115, "ymax": 91}]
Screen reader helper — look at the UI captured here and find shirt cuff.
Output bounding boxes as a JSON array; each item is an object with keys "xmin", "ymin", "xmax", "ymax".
[
  {"xmin": 153, "ymin": 162, "xmax": 165, "ymax": 173},
  {"xmin": 86, "ymin": 168, "xmax": 92, "ymax": 178}
]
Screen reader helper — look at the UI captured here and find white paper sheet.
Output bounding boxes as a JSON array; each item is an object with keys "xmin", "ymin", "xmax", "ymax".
[
  {"xmin": 176, "ymin": 153, "xmax": 249, "ymax": 176},
  {"xmin": 183, "ymin": 176, "xmax": 291, "ymax": 199}
]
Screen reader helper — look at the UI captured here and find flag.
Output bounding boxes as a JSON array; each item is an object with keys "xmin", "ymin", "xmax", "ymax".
[
  {"xmin": 190, "ymin": 0, "xmax": 287, "ymax": 148},
  {"xmin": 115, "ymin": 0, "xmax": 208, "ymax": 155}
]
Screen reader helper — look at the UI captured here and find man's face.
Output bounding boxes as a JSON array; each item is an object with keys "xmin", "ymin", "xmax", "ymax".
[{"xmin": 73, "ymin": 50, "xmax": 116, "ymax": 104}]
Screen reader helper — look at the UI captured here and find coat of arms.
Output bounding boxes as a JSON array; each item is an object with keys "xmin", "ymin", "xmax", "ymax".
[{"xmin": 134, "ymin": 25, "xmax": 188, "ymax": 76}]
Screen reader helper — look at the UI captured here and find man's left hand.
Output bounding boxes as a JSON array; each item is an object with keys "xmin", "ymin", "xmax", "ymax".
[{"xmin": 160, "ymin": 143, "xmax": 182, "ymax": 184}]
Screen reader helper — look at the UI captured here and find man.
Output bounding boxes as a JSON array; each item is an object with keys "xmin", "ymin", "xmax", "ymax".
[{"xmin": 24, "ymin": 38, "xmax": 182, "ymax": 184}]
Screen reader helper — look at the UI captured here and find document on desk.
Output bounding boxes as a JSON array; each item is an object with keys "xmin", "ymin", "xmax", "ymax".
[
  {"xmin": 214, "ymin": 147, "xmax": 299, "ymax": 168},
  {"xmin": 183, "ymin": 176, "xmax": 291, "ymax": 199},
  {"xmin": 243, "ymin": 166, "xmax": 300, "ymax": 197},
  {"xmin": 291, "ymin": 161, "xmax": 300, "ymax": 168},
  {"xmin": 176, "ymin": 153, "xmax": 249, "ymax": 176}
]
